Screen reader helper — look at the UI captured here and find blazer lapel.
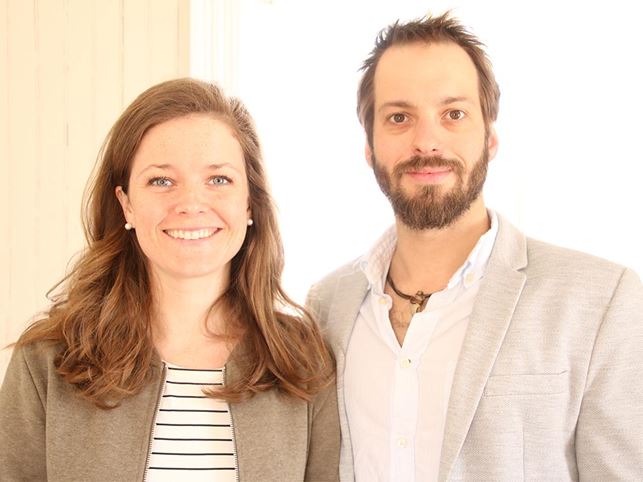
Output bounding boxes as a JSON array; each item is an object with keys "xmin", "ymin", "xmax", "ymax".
[
  {"xmin": 326, "ymin": 268, "xmax": 370, "ymax": 360},
  {"xmin": 439, "ymin": 216, "xmax": 528, "ymax": 480},
  {"xmin": 325, "ymin": 267, "xmax": 369, "ymax": 482}
]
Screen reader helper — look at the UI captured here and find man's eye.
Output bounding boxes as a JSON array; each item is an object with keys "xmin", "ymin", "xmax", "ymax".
[
  {"xmin": 209, "ymin": 176, "xmax": 231, "ymax": 185},
  {"xmin": 149, "ymin": 177, "xmax": 173, "ymax": 187},
  {"xmin": 390, "ymin": 113, "xmax": 407, "ymax": 124},
  {"xmin": 447, "ymin": 110, "xmax": 465, "ymax": 121}
]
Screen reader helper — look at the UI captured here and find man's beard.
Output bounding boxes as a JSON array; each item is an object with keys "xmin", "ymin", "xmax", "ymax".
[{"xmin": 372, "ymin": 144, "xmax": 489, "ymax": 230}]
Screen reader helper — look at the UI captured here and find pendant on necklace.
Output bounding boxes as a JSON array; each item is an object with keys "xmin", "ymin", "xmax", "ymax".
[{"xmin": 410, "ymin": 291, "xmax": 430, "ymax": 314}]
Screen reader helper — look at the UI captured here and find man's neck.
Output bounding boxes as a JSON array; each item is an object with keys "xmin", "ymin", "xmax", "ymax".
[{"xmin": 389, "ymin": 199, "xmax": 490, "ymax": 295}]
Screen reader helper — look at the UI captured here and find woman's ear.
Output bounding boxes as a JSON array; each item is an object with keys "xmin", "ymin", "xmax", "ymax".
[{"xmin": 115, "ymin": 186, "xmax": 134, "ymax": 226}]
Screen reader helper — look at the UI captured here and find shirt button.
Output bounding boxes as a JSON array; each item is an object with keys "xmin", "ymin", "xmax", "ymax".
[
  {"xmin": 379, "ymin": 297, "xmax": 387, "ymax": 305},
  {"xmin": 399, "ymin": 357, "xmax": 412, "ymax": 368},
  {"xmin": 397, "ymin": 437, "xmax": 408, "ymax": 448},
  {"xmin": 464, "ymin": 272, "xmax": 475, "ymax": 285}
]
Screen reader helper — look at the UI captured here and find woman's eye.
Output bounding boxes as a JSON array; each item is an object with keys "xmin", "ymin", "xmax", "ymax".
[
  {"xmin": 149, "ymin": 177, "xmax": 173, "ymax": 187},
  {"xmin": 390, "ymin": 113, "xmax": 407, "ymax": 124},
  {"xmin": 447, "ymin": 110, "xmax": 465, "ymax": 121},
  {"xmin": 209, "ymin": 176, "xmax": 230, "ymax": 185}
]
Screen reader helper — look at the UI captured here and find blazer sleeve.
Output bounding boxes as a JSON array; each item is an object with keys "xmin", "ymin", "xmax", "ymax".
[
  {"xmin": 575, "ymin": 268, "xmax": 643, "ymax": 479},
  {"xmin": 0, "ymin": 344, "xmax": 48, "ymax": 480},
  {"xmin": 304, "ymin": 379, "xmax": 341, "ymax": 482}
]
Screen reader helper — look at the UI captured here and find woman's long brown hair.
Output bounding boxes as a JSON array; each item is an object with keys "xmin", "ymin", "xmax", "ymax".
[{"xmin": 17, "ymin": 78, "xmax": 334, "ymax": 407}]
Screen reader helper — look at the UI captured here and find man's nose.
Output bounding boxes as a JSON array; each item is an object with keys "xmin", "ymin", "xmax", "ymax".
[{"xmin": 412, "ymin": 117, "xmax": 443, "ymax": 157}]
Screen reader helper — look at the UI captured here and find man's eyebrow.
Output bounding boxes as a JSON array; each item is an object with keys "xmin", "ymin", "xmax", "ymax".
[
  {"xmin": 440, "ymin": 96, "xmax": 473, "ymax": 105},
  {"xmin": 377, "ymin": 101, "xmax": 415, "ymax": 113},
  {"xmin": 377, "ymin": 97, "xmax": 474, "ymax": 113}
]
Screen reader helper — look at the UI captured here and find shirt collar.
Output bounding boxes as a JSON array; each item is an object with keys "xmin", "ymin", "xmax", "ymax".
[{"xmin": 357, "ymin": 210, "xmax": 499, "ymax": 295}]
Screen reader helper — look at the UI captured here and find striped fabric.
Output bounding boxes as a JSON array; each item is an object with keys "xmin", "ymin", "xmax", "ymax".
[{"xmin": 145, "ymin": 365, "xmax": 238, "ymax": 481}]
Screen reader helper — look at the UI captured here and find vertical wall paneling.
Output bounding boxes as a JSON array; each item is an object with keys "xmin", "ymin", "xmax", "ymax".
[
  {"xmin": 1, "ymin": 0, "xmax": 191, "ymax": 382},
  {"xmin": 0, "ymin": 0, "xmax": 11, "ymax": 372},
  {"xmin": 149, "ymin": 0, "xmax": 179, "ymax": 83},
  {"xmin": 223, "ymin": 0, "xmax": 240, "ymax": 95},
  {"xmin": 189, "ymin": 0, "xmax": 238, "ymax": 94},
  {"xmin": 189, "ymin": 0, "xmax": 214, "ymax": 81},
  {"xmin": 93, "ymin": 0, "xmax": 123, "ymax": 154},
  {"xmin": 177, "ymin": 0, "xmax": 190, "ymax": 77},
  {"xmin": 66, "ymin": 0, "xmax": 95, "ymax": 257},
  {"xmin": 37, "ymin": 0, "xmax": 67, "ymax": 311},
  {"xmin": 7, "ymin": 0, "xmax": 39, "ymax": 348},
  {"xmin": 122, "ymin": 0, "xmax": 149, "ymax": 105}
]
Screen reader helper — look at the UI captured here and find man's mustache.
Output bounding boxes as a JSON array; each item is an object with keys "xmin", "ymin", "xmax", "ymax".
[{"xmin": 393, "ymin": 155, "xmax": 463, "ymax": 177}]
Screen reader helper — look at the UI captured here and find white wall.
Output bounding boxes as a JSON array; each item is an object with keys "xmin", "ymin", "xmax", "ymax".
[
  {"xmin": 0, "ymin": 0, "xmax": 190, "ymax": 381},
  {"xmin": 211, "ymin": 0, "xmax": 643, "ymax": 303}
]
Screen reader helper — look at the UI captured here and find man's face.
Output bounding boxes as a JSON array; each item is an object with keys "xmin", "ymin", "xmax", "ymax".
[{"xmin": 368, "ymin": 41, "xmax": 498, "ymax": 230}]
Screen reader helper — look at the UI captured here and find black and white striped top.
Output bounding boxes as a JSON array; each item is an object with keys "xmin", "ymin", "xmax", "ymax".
[{"xmin": 145, "ymin": 365, "xmax": 237, "ymax": 481}]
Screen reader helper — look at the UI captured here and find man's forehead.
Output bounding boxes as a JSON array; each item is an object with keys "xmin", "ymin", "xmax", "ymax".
[
  {"xmin": 377, "ymin": 40, "xmax": 476, "ymax": 73},
  {"xmin": 373, "ymin": 41, "xmax": 480, "ymax": 104}
]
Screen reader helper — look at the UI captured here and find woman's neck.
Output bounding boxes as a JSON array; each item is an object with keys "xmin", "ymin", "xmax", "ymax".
[{"xmin": 150, "ymin": 270, "xmax": 237, "ymax": 368}]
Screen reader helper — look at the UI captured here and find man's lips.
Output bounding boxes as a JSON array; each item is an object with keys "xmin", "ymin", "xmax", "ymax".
[
  {"xmin": 408, "ymin": 166, "xmax": 452, "ymax": 174},
  {"xmin": 406, "ymin": 166, "xmax": 453, "ymax": 183}
]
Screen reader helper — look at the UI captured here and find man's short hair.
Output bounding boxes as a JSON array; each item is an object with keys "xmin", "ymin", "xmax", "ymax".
[{"xmin": 357, "ymin": 12, "xmax": 500, "ymax": 148}]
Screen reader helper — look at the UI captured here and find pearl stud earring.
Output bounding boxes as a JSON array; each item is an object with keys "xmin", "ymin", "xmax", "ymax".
[
  {"xmin": 125, "ymin": 222, "xmax": 133, "ymax": 231},
  {"xmin": 247, "ymin": 219, "xmax": 254, "ymax": 226}
]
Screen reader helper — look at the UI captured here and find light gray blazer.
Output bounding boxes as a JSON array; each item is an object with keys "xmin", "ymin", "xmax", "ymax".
[{"xmin": 306, "ymin": 215, "xmax": 643, "ymax": 481}]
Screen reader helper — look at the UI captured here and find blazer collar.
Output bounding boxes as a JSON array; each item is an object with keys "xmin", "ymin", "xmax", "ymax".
[{"xmin": 438, "ymin": 214, "xmax": 528, "ymax": 480}]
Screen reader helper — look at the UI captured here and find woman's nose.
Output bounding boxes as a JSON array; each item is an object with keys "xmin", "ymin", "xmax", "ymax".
[{"xmin": 174, "ymin": 187, "xmax": 207, "ymax": 215}]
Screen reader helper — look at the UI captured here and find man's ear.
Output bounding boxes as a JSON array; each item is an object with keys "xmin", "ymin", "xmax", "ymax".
[
  {"xmin": 115, "ymin": 186, "xmax": 134, "ymax": 226},
  {"xmin": 365, "ymin": 143, "xmax": 374, "ymax": 168},
  {"xmin": 487, "ymin": 124, "xmax": 499, "ymax": 161}
]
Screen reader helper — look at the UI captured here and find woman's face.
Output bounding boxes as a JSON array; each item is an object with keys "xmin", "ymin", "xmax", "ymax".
[{"xmin": 116, "ymin": 114, "xmax": 251, "ymax": 285}]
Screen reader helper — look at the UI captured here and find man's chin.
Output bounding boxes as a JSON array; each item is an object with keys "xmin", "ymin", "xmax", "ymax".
[
  {"xmin": 388, "ymin": 187, "xmax": 478, "ymax": 230},
  {"xmin": 400, "ymin": 178, "xmax": 450, "ymax": 192},
  {"xmin": 396, "ymin": 186, "xmax": 448, "ymax": 205}
]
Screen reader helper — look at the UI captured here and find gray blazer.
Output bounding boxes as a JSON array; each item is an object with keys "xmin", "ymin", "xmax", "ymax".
[
  {"xmin": 307, "ymin": 215, "xmax": 643, "ymax": 481},
  {"xmin": 0, "ymin": 341, "xmax": 340, "ymax": 481}
]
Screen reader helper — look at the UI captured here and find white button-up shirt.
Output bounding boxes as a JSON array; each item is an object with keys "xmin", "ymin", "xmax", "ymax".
[{"xmin": 344, "ymin": 211, "xmax": 498, "ymax": 482}]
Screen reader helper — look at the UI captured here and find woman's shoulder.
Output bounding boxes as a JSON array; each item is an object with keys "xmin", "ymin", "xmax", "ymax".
[
  {"xmin": 7, "ymin": 338, "xmax": 63, "ymax": 382},
  {"xmin": 1, "ymin": 339, "xmax": 66, "ymax": 418}
]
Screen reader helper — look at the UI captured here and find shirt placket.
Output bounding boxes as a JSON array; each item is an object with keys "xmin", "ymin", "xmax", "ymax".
[{"xmin": 389, "ymin": 333, "xmax": 419, "ymax": 481}]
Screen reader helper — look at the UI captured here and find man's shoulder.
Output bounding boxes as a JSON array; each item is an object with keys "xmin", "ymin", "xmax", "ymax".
[
  {"xmin": 312, "ymin": 258, "xmax": 363, "ymax": 291},
  {"xmin": 524, "ymin": 236, "xmax": 630, "ymax": 279},
  {"xmin": 517, "ymin": 236, "xmax": 643, "ymax": 312},
  {"xmin": 495, "ymin": 214, "xmax": 633, "ymax": 281},
  {"xmin": 306, "ymin": 258, "xmax": 368, "ymax": 324}
]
